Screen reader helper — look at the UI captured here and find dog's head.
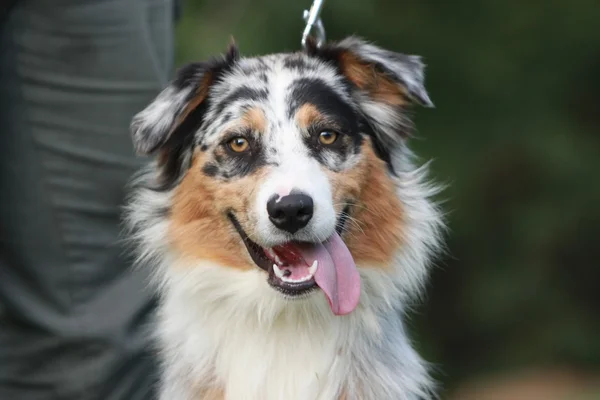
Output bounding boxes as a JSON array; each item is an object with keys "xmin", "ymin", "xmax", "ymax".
[{"xmin": 129, "ymin": 37, "xmax": 436, "ymax": 315}]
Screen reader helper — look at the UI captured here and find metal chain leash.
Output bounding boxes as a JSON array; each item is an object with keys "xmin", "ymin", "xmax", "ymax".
[{"xmin": 302, "ymin": 0, "xmax": 326, "ymax": 49}]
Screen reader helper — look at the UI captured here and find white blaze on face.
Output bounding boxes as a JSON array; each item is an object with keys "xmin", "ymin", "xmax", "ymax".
[
  {"xmin": 251, "ymin": 61, "xmax": 339, "ymax": 247},
  {"xmin": 253, "ymin": 100, "xmax": 337, "ymax": 246},
  {"xmin": 254, "ymin": 149, "xmax": 337, "ymax": 247}
]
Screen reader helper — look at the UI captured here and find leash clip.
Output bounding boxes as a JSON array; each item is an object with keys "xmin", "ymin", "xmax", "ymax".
[{"xmin": 302, "ymin": 0, "xmax": 326, "ymax": 49}]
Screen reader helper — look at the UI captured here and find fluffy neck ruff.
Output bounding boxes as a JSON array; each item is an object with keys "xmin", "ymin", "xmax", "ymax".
[{"xmin": 156, "ymin": 264, "xmax": 433, "ymax": 400}]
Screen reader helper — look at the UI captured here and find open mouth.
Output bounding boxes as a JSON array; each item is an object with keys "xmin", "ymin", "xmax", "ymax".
[{"xmin": 227, "ymin": 208, "xmax": 361, "ymax": 316}]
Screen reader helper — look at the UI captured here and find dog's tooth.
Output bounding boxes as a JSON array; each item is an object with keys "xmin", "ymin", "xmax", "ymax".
[
  {"xmin": 308, "ymin": 260, "xmax": 318, "ymax": 276},
  {"xmin": 273, "ymin": 264, "xmax": 285, "ymax": 279},
  {"xmin": 281, "ymin": 274, "xmax": 311, "ymax": 284}
]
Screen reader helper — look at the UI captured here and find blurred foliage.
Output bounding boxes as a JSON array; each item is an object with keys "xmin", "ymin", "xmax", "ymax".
[{"xmin": 174, "ymin": 0, "xmax": 600, "ymax": 395}]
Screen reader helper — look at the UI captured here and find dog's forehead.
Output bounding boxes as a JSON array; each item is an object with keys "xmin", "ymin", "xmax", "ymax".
[
  {"xmin": 199, "ymin": 52, "xmax": 352, "ymax": 141},
  {"xmin": 232, "ymin": 53, "xmax": 337, "ymax": 85}
]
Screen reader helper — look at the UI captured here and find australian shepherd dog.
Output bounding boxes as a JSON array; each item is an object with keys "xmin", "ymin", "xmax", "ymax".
[{"xmin": 125, "ymin": 36, "xmax": 443, "ymax": 400}]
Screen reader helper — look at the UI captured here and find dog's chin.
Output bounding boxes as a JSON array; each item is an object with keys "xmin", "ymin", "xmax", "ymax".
[{"xmin": 227, "ymin": 211, "xmax": 349, "ymax": 299}]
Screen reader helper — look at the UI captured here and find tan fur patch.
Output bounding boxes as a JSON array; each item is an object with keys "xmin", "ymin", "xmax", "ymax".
[
  {"xmin": 295, "ymin": 103, "xmax": 325, "ymax": 129},
  {"xmin": 168, "ymin": 151, "xmax": 267, "ymax": 270},
  {"xmin": 177, "ymin": 72, "xmax": 214, "ymax": 127},
  {"xmin": 327, "ymin": 139, "xmax": 404, "ymax": 268},
  {"xmin": 241, "ymin": 106, "xmax": 267, "ymax": 133},
  {"xmin": 199, "ymin": 387, "xmax": 224, "ymax": 400},
  {"xmin": 339, "ymin": 51, "xmax": 407, "ymax": 107}
]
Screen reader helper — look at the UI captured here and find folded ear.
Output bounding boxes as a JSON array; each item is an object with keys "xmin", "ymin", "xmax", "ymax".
[
  {"xmin": 130, "ymin": 45, "xmax": 240, "ymax": 155},
  {"xmin": 307, "ymin": 36, "xmax": 433, "ymax": 148}
]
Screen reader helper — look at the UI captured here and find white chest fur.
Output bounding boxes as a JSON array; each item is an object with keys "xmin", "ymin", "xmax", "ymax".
[{"xmin": 155, "ymin": 265, "xmax": 433, "ymax": 400}]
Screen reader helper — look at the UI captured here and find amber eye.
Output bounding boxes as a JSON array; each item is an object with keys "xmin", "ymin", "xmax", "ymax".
[
  {"xmin": 318, "ymin": 131, "xmax": 338, "ymax": 145},
  {"xmin": 227, "ymin": 137, "xmax": 250, "ymax": 153}
]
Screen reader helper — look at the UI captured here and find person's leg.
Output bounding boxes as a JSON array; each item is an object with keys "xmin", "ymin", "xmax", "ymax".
[{"xmin": 0, "ymin": 1, "xmax": 173, "ymax": 399}]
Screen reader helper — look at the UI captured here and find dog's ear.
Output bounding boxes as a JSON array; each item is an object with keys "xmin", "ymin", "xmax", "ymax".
[
  {"xmin": 130, "ymin": 44, "xmax": 240, "ymax": 155},
  {"xmin": 307, "ymin": 36, "xmax": 432, "ymax": 147}
]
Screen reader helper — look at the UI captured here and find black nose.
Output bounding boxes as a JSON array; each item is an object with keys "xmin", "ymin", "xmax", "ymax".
[{"xmin": 267, "ymin": 193, "xmax": 314, "ymax": 234}]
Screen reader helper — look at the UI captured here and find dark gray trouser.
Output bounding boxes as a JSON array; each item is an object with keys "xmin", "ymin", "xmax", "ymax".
[{"xmin": 0, "ymin": 1, "xmax": 174, "ymax": 399}]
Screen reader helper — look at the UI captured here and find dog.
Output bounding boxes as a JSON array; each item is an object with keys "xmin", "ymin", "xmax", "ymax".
[{"xmin": 125, "ymin": 36, "xmax": 443, "ymax": 400}]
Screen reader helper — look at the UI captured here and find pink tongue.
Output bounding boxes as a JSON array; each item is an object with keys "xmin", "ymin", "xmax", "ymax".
[{"xmin": 296, "ymin": 233, "xmax": 361, "ymax": 315}]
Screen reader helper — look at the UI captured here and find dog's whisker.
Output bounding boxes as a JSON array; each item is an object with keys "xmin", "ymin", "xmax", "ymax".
[
  {"xmin": 339, "ymin": 212, "xmax": 366, "ymax": 234},
  {"xmin": 333, "ymin": 202, "xmax": 388, "ymax": 222}
]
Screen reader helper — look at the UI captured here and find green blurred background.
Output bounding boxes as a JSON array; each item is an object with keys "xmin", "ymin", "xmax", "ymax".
[{"xmin": 174, "ymin": 1, "xmax": 600, "ymax": 398}]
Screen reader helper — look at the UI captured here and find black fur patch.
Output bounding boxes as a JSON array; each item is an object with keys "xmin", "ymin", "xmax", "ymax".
[
  {"xmin": 358, "ymin": 117, "xmax": 396, "ymax": 175},
  {"xmin": 202, "ymin": 163, "xmax": 219, "ymax": 177},
  {"xmin": 173, "ymin": 62, "xmax": 205, "ymax": 91},
  {"xmin": 152, "ymin": 102, "xmax": 203, "ymax": 191},
  {"xmin": 214, "ymin": 86, "xmax": 269, "ymax": 116},
  {"xmin": 286, "ymin": 78, "xmax": 356, "ymax": 132},
  {"xmin": 287, "ymin": 77, "xmax": 363, "ymax": 170},
  {"xmin": 283, "ymin": 54, "xmax": 310, "ymax": 72},
  {"xmin": 225, "ymin": 42, "xmax": 240, "ymax": 64}
]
